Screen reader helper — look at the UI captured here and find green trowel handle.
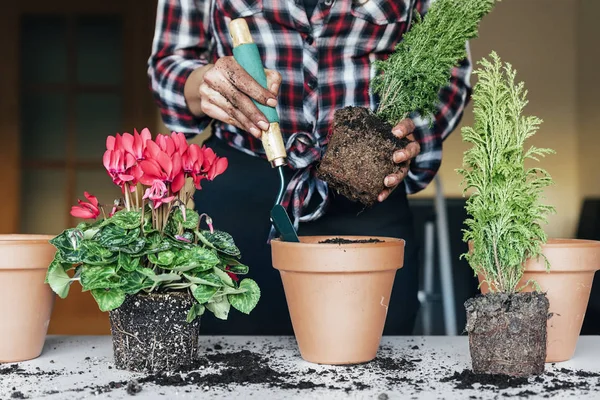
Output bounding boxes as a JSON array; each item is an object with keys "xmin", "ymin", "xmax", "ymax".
[{"xmin": 232, "ymin": 44, "xmax": 279, "ymax": 124}]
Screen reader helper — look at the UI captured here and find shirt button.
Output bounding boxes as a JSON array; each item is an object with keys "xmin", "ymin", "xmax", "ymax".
[
  {"xmin": 324, "ymin": 0, "xmax": 334, "ymax": 6},
  {"xmin": 307, "ymin": 79, "xmax": 317, "ymax": 90},
  {"xmin": 306, "ymin": 35, "xmax": 314, "ymax": 45}
]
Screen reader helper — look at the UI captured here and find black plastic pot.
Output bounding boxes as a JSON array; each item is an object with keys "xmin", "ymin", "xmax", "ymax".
[{"xmin": 108, "ymin": 291, "xmax": 200, "ymax": 372}]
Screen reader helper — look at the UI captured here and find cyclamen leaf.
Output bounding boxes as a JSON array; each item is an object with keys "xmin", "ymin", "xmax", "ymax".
[
  {"xmin": 45, "ymin": 258, "xmax": 73, "ymax": 298},
  {"xmin": 119, "ymin": 271, "xmax": 152, "ymax": 295},
  {"xmin": 186, "ymin": 304, "xmax": 205, "ymax": 323},
  {"xmin": 98, "ymin": 225, "xmax": 140, "ymax": 248},
  {"xmin": 110, "ymin": 238, "xmax": 146, "ymax": 255},
  {"xmin": 91, "ymin": 288, "xmax": 126, "ymax": 312},
  {"xmin": 142, "ymin": 233, "xmax": 171, "ymax": 255},
  {"xmin": 192, "ymin": 284, "xmax": 218, "ymax": 304},
  {"xmin": 50, "ymin": 229, "xmax": 85, "ymax": 263},
  {"xmin": 173, "ymin": 208, "xmax": 200, "ymax": 230},
  {"xmin": 148, "ymin": 251, "xmax": 176, "ymax": 267},
  {"xmin": 201, "ymin": 231, "xmax": 241, "ymax": 258},
  {"xmin": 228, "ymin": 279, "xmax": 260, "ymax": 314},
  {"xmin": 103, "ymin": 211, "xmax": 142, "ymax": 229},
  {"xmin": 144, "ymin": 272, "xmax": 181, "ymax": 283},
  {"xmin": 174, "ymin": 247, "xmax": 220, "ymax": 272},
  {"xmin": 81, "ymin": 242, "xmax": 117, "ymax": 266},
  {"xmin": 206, "ymin": 297, "xmax": 230, "ymax": 320},
  {"xmin": 117, "ymin": 252, "xmax": 140, "ymax": 272},
  {"xmin": 224, "ymin": 263, "xmax": 249, "ymax": 274},
  {"xmin": 213, "ymin": 267, "xmax": 235, "ymax": 287},
  {"xmin": 80, "ymin": 265, "xmax": 119, "ymax": 292},
  {"xmin": 183, "ymin": 272, "xmax": 223, "ymax": 287}
]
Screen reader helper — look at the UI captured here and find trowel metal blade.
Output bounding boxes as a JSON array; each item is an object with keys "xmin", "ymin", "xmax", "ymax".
[{"xmin": 270, "ymin": 204, "xmax": 300, "ymax": 242}]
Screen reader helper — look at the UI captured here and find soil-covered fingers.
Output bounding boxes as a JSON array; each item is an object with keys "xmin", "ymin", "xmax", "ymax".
[
  {"xmin": 265, "ymin": 69, "xmax": 282, "ymax": 95},
  {"xmin": 391, "ymin": 118, "xmax": 416, "ymax": 138},
  {"xmin": 199, "ymin": 84, "xmax": 261, "ymax": 137},
  {"xmin": 378, "ymin": 165, "xmax": 410, "ymax": 202},
  {"xmin": 393, "ymin": 137, "xmax": 420, "ymax": 164}
]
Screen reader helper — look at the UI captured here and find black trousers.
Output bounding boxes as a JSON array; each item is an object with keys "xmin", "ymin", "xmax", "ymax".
[{"xmin": 195, "ymin": 136, "xmax": 420, "ymax": 335}]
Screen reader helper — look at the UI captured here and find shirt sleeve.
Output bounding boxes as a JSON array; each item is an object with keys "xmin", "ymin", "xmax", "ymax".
[
  {"xmin": 403, "ymin": 0, "xmax": 473, "ymax": 195},
  {"xmin": 147, "ymin": 0, "xmax": 214, "ymax": 136}
]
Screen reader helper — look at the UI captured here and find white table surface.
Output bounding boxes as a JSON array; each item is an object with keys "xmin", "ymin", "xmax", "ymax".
[{"xmin": 1, "ymin": 335, "xmax": 599, "ymax": 399}]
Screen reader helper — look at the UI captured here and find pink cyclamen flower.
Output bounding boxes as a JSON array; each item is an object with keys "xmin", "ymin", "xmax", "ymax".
[
  {"xmin": 71, "ymin": 192, "xmax": 100, "ymax": 219},
  {"xmin": 140, "ymin": 140, "xmax": 185, "ymax": 194},
  {"xmin": 175, "ymin": 235, "xmax": 192, "ymax": 243},
  {"xmin": 171, "ymin": 132, "xmax": 189, "ymax": 156},
  {"xmin": 121, "ymin": 128, "xmax": 152, "ymax": 161},
  {"xmin": 142, "ymin": 180, "xmax": 175, "ymax": 209}
]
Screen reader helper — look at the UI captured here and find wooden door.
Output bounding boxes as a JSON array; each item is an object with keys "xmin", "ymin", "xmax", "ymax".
[{"xmin": 0, "ymin": 0, "xmax": 161, "ymax": 334}]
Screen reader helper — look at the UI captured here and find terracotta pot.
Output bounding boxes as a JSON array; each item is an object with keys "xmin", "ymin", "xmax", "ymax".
[
  {"xmin": 271, "ymin": 236, "xmax": 404, "ymax": 365},
  {"xmin": 0, "ymin": 235, "xmax": 56, "ymax": 362},
  {"xmin": 475, "ymin": 238, "xmax": 600, "ymax": 362}
]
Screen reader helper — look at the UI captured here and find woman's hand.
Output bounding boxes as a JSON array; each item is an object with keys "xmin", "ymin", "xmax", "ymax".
[
  {"xmin": 378, "ymin": 118, "xmax": 421, "ymax": 202},
  {"xmin": 184, "ymin": 56, "xmax": 282, "ymax": 139}
]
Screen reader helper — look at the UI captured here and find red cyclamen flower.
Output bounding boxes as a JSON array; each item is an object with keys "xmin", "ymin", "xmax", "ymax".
[
  {"xmin": 121, "ymin": 128, "xmax": 152, "ymax": 161},
  {"xmin": 71, "ymin": 192, "xmax": 100, "ymax": 219},
  {"xmin": 225, "ymin": 266, "xmax": 239, "ymax": 282},
  {"xmin": 139, "ymin": 138, "xmax": 185, "ymax": 194},
  {"xmin": 142, "ymin": 180, "xmax": 175, "ymax": 209}
]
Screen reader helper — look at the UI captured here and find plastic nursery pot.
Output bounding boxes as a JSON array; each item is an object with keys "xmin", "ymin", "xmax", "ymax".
[
  {"xmin": 271, "ymin": 236, "xmax": 405, "ymax": 365},
  {"xmin": 477, "ymin": 239, "xmax": 600, "ymax": 363},
  {"xmin": 108, "ymin": 291, "xmax": 200, "ymax": 372},
  {"xmin": 0, "ymin": 235, "xmax": 56, "ymax": 363}
]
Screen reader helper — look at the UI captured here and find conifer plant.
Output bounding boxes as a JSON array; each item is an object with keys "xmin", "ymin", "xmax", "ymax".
[
  {"xmin": 458, "ymin": 52, "xmax": 554, "ymax": 377},
  {"xmin": 318, "ymin": 0, "xmax": 498, "ymax": 205}
]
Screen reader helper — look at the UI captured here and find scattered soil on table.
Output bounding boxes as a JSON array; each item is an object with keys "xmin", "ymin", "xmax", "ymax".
[
  {"xmin": 317, "ymin": 106, "xmax": 411, "ymax": 206},
  {"xmin": 465, "ymin": 292, "xmax": 549, "ymax": 377},
  {"xmin": 10, "ymin": 391, "xmax": 27, "ymax": 399},
  {"xmin": 441, "ymin": 369, "xmax": 529, "ymax": 390},
  {"xmin": 318, "ymin": 238, "xmax": 383, "ymax": 244}
]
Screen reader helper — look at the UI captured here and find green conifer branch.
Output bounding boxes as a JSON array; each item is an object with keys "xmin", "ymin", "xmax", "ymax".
[
  {"xmin": 457, "ymin": 52, "xmax": 555, "ymax": 294},
  {"xmin": 372, "ymin": 0, "xmax": 498, "ymax": 125}
]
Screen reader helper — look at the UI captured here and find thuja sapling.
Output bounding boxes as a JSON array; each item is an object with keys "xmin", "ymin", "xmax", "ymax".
[
  {"xmin": 45, "ymin": 129, "xmax": 260, "ymax": 372},
  {"xmin": 457, "ymin": 52, "xmax": 555, "ymax": 377},
  {"xmin": 318, "ymin": 0, "xmax": 499, "ymax": 205}
]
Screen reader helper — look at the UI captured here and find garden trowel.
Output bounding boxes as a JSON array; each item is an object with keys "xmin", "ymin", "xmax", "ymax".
[{"xmin": 229, "ymin": 18, "xmax": 299, "ymax": 242}]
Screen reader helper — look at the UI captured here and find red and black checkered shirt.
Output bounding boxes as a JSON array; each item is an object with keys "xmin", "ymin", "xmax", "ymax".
[{"xmin": 148, "ymin": 0, "xmax": 472, "ymax": 228}]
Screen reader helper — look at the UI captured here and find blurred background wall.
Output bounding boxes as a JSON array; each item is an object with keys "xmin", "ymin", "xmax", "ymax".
[{"xmin": 1, "ymin": 0, "xmax": 599, "ymax": 335}]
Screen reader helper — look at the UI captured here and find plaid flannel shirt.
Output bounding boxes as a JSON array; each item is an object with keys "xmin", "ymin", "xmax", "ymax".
[{"xmin": 148, "ymin": 0, "xmax": 472, "ymax": 229}]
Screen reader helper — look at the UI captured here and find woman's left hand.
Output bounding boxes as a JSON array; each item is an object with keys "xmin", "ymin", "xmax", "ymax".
[{"xmin": 378, "ymin": 118, "xmax": 421, "ymax": 202}]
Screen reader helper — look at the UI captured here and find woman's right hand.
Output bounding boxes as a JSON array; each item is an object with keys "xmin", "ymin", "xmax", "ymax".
[{"xmin": 184, "ymin": 56, "xmax": 282, "ymax": 139}]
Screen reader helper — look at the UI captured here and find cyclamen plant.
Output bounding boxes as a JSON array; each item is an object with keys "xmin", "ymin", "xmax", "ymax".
[{"xmin": 45, "ymin": 128, "xmax": 260, "ymax": 322}]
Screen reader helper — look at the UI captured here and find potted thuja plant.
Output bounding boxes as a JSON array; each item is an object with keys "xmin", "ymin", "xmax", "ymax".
[
  {"xmin": 457, "ymin": 52, "xmax": 555, "ymax": 377},
  {"xmin": 317, "ymin": 0, "xmax": 499, "ymax": 204},
  {"xmin": 45, "ymin": 129, "xmax": 260, "ymax": 372}
]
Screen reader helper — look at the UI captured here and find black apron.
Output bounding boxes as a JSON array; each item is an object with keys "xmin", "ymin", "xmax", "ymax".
[{"xmin": 195, "ymin": 136, "xmax": 420, "ymax": 335}]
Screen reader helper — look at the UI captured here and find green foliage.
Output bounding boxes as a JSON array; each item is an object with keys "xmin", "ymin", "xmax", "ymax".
[
  {"xmin": 372, "ymin": 0, "xmax": 498, "ymax": 125},
  {"xmin": 457, "ymin": 52, "xmax": 555, "ymax": 293},
  {"xmin": 46, "ymin": 208, "xmax": 260, "ymax": 322}
]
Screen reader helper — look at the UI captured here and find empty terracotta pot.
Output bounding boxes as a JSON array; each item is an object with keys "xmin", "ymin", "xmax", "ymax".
[
  {"xmin": 0, "ymin": 235, "xmax": 56, "ymax": 362},
  {"xmin": 271, "ymin": 236, "xmax": 404, "ymax": 365},
  {"xmin": 477, "ymin": 238, "xmax": 600, "ymax": 362}
]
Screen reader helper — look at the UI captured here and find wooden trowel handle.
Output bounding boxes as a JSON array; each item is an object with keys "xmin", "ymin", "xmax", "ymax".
[{"xmin": 229, "ymin": 18, "xmax": 287, "ymax": 168}]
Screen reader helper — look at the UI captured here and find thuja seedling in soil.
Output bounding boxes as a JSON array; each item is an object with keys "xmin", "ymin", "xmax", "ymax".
[
  {"xmin": 318, "ymin": 0, "xmax": 498, "ymax": 205},
  {"xmin": 457, "ymin": 52, "xmax": 555, "ymax": 377}
]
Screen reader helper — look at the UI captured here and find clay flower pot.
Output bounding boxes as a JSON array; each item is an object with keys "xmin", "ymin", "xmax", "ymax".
[
  {"xmin": 0, "ymin": 235, "xmax": 56, "ymax": 362},
  {"xmin": 108, "ymin": 291, "xmax": 200, "ymax": 372},
  {"xmin": 271, "ymin": 236, "xmax": 404, "ymax": 365},
  {"xmin": 478, "ymin": 238, "xmax": 600, "ymax": 362}
]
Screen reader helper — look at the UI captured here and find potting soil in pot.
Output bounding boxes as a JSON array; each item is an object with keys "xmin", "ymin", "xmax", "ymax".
[
  {"xmin": 465, "ymin": 292, "xmax": 549, "ymax": 377},
  {"xmin": 109, "ymin": 291, "xmax": 200, "ymax": 373},
  {"xmin": 317, "ymin": 106, "xmax": 411, "ymax": 205}
]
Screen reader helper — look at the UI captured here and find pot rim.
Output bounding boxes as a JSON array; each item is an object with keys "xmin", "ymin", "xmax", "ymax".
[
  {"xmin": 271, "ymin": 235, "xmax": 405, "ymax": 249},
  {"xmin": 0, "ymin": 234, "xmax": 55, "ymax": 245},
  {"xmin": 541, "ymin": 238, "xmax": 600, "ymax": 248}
]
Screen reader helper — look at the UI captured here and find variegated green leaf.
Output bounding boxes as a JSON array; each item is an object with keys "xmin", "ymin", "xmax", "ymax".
[
  {"xmin": 228, "ymin": 279, "xmax": 260, "ymax": 314},
  {"xmin": 45, "ymin": 258, "xmax": 73, "ymax": 298},
  {"xmin": 201, "ymin": 230, "xmax": 241, "ymax": 258},
  {"xmin": 91, "ymin": 288, "xmax": 126, "ymax": 312},
  {"xmin": 206, "ymin": 297, "xmax": 230, "ymax": 320},
  {"xmin": 80, "ymin": 265, "xmax": 119, "ymax": 292},
  {"xmin": 186, "ymin": 304, "xmax": 205, "ymax": 323},
  {"xmin": 192, "ymin": 284, "xmax": 218, "ymax": 304}
]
